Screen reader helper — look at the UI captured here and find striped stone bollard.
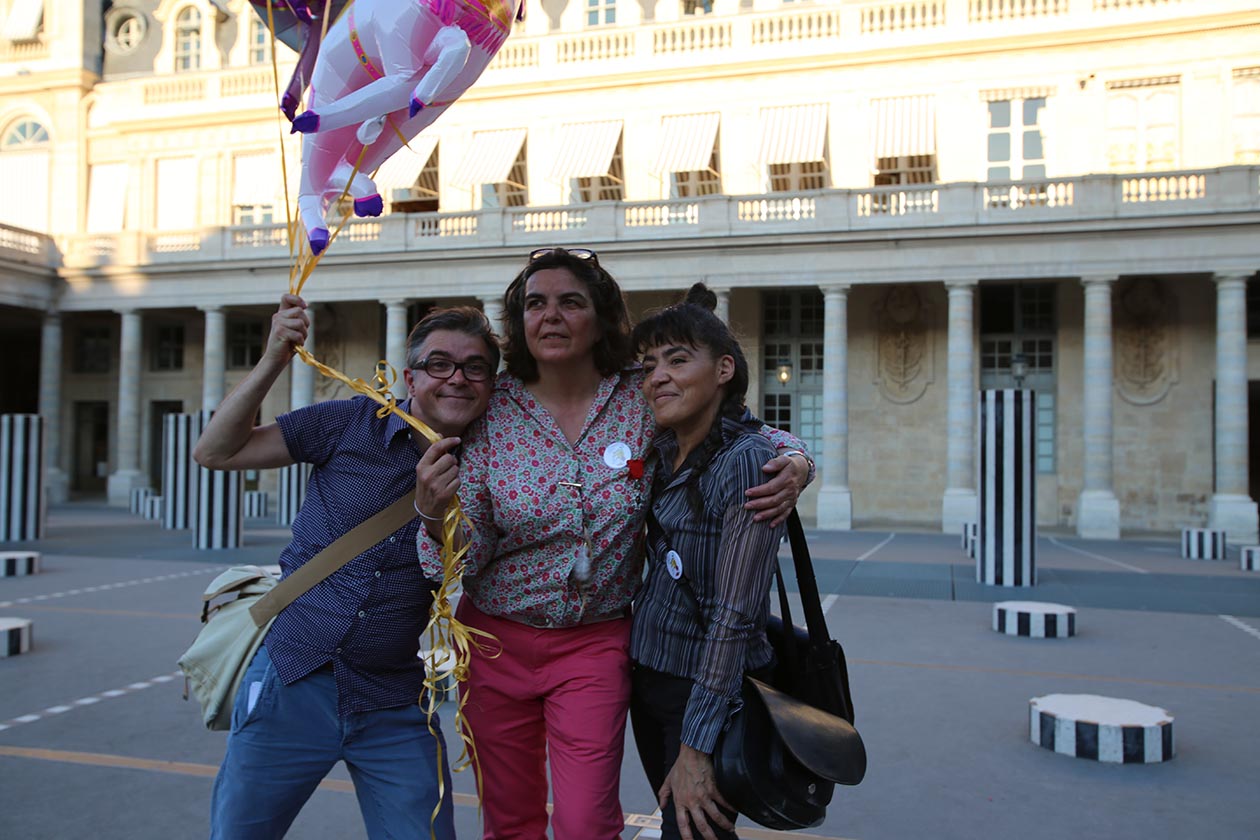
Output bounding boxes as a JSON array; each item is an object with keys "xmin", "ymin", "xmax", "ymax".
[
  {"xmin": 145, "ymin": 496, "xmax": 164, "ymax": 521},
  {"xmin": 195, "ymin": 410, "xmax": 242, "ymax": 550},
  {"xmin": 1, "ymin": 551, "xmax": 40, "ymax": 577},
  {"xmin": 1030, "ymin": 694, "xmax": 1173, "ymax": 764},
  {"xmin": 276, "ymin": 462, "xmax": 311, "ymax": 527},
  {"xmin": 244, "ymin": 490, "xmax": 269, "ymax": 519},
  {"xmin": 1, "ymin": 617, "xmax": 33, "ymax": 657},
  {"xmin": 162, "ymin": 413, "xmax": 204, "ymax": 530},
  {"xmin": 977, "ymin": 390, "xmax": 1036, "ymax": 586},
  {"xmin": 0, "ymin": 414, "xmax": 45, "ymax": 542},
  {"xmin": 1240, "ymin": 546, "xmax": 1260, "ymax": 572},
  {"xmin": 994, "ymin": 601, "xmax": 1076, "ymax": 639},
  {"xmin": 1181, "ymin": 528, "xmax": 1226, "ymax": 560},
  {"xmin": 960, "ymin": 521, "xmax": 977, "ymax": 558},
  {"xmin": 130, "ymin": 487, "xmax": 152, "ymax": 516}
]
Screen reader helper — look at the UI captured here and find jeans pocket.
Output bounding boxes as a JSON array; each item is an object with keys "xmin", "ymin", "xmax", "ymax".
[{"xmin": 233, "ymin": 648, "xmax": 276, "ymax": 731}]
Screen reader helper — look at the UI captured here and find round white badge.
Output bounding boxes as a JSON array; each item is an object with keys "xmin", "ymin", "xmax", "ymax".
[
  {"xmin": 603, "ymin": 441, "xmax": 632, "ymax": 470},
  {"xmin": 665, "ymin": 550, "xmax": 684, "ymax": 580}
]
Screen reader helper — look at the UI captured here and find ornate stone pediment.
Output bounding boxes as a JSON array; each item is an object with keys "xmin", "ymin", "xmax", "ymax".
[
  {"xmin": 1115, "ymin": 277, "xmax": 1178, "ymax": 405},
  {"xmin": 873, "ymin": 285, "xmax": 933, "ymax": 404}
]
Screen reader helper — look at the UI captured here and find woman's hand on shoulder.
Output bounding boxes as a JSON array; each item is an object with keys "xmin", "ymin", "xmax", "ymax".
[
  {"xmin": 659, "ymin": 744, "xmax": 735, "ymax": 840},
  {"xmin": 743, "ymin": 450, "xmax": 810, "ymax": 527}
]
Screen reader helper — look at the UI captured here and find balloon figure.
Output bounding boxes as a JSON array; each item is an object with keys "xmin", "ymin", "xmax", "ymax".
[
  {"xmin": 249, "ymin": 1, "xmax": 351, "ymax": 121},
  {"xmin": 282, "ymin": 0, "xmax": 523, "ymax": 254}
]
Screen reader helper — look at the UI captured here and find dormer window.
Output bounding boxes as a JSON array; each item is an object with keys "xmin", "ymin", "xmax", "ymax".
[{"xmin": 174, "ymin": 6, "xmax": 201, "ymax": 72}]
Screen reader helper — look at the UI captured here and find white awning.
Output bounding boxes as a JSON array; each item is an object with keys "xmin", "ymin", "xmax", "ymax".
[
  {"xmin": 654, "ymin": 112, "xmax": 720, "ymax": 174},
  {"xmin": 548, "ymin": 121, "xmax": 623, "ymax": 181},
  {"xmin": 232, "ymin": 152, "xmax": 278, "ymax": 206},
  {"xmin": 757, "ymin": 104, "xmax": 828, "ymax": 166},
  {"xmin": 451, "ymin": 128, "xmax": 526, "ymax": 187},
  {"xmin": 86, "ymin": 163, "xmax": 129, "ymax": 233},
  {"xmin": 3, "ymin": 0, "xmax": 44, "ymax": 41},
  {"xmin": 373, "ymin": 135, "xmax": 439, "ymax": 195},
  {"xmin": 155, "ymin": 157, "xmax": 198, "ymax": 231},
  {"xmin": 0, "ymin": 150, "xmax": 48, "ymax": 232},
  {"xmin": 871, "ymin": 95, "xmax": 937, "ymax": 159}
]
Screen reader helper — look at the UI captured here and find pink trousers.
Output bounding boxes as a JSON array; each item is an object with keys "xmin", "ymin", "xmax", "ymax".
[{"xmin": 457, "ymin": 597, "xmax": 631, "ymax": 840}]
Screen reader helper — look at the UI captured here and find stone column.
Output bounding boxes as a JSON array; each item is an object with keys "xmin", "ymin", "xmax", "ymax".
[
  {"xmin": 713, "ymin": 288, "xmax": 731, "ymax": 326},
  {"xmin": 290, "ymin": 305, "xmax": 316, "ymax": 410},
  {"xmin": 38, "ymin": 310, "xmax": 68, "ymax": 503},
  {"xmin": 1209, "ymin": 274, "xmax": 1258, "ymax": 544},
  {"xmin": 1076, "ymin": 276, "xmax": 1121, "ymax": 539},
  {"xmin": 816, "ymin": 286, "xmax": 852, "ymax": 529},
  {"xmin": 106, "ymin": 309, "xmax": 144, "ymax": 505},
  {"xmin": 384, "ymin": 299, "xmax": 409, "ymax": 399},
  {"xmin": 200, "ymin": 305, "xmax": 226, "ymax": 412},
  {"xmin": 941, "ymin": 280, "xmax": 978, "ymax": 533},
  {"xmin": 480, "ymin": 295, "xmax": 505, "ymax": 371}
]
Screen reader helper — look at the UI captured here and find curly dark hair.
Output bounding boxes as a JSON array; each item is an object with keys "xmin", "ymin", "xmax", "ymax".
[
  {"xmin": 633, "ymin": 283, "xmax": 754, "ymax": 513},
  {"xmin": 500, "ymin": 248, "xmax": 632, "ymax": 382}
]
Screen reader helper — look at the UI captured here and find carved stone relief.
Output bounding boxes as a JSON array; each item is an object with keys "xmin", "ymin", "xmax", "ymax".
[
  {"xmin": 314, "ymin": 304, "xmax": 346, "ymax": 399},
  {"xmin": 1115, "ymin": 277, "xmax": 1178, "ymax": 405},
  {"xmin": 873, "ymin": 285, "xmax": 933, "ymax": 404}
]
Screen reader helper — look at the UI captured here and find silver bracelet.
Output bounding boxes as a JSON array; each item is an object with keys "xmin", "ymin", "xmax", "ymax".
[
  {"xmin": 413, "ymin": 499, "xmax": 443, "ymax": 523},
  {"xmin": 780, "ymin": 449, "xmax": 810, "ymax": 464}
]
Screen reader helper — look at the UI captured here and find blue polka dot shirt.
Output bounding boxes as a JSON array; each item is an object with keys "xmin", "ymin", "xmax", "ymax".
[{"xmin": 270, "ymin": 396, "xmax": 432, "ymax": 715}]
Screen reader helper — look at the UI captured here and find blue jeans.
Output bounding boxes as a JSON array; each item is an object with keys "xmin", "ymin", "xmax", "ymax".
[{"xmin": 210, "ymin": 647, "xmax": 455, "ymax": 840}]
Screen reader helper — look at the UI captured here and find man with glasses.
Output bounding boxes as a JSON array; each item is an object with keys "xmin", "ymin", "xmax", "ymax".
[{"xmin": 194, "ymin": 292, "xmax": 498, "ymax": 839}]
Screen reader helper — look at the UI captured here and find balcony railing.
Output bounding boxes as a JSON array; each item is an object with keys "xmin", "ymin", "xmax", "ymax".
[{"xmin": 56, "ymin": 167, "xmax": 1260, "ymax": 269}]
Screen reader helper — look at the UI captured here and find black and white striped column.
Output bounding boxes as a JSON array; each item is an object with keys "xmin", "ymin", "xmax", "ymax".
[
  {"xmin": 276, "ymin": 463, "xmax": 311, "ymax": 527},
  {"xmin": 1241, "ymin": 546, "xmax": 1260, "ymax": 572},
  {"xmin": 1, "ymin": 617, "xmax": 33, "ymax": 657},
  {"xmin": 1030, "ymin": 694, "xmax": 1174, "ymax": 763},
  {"xmin": 1181, "ymin": 528, "xmax": 1226, "ymax": 560},
  {"xmin": 244, "ymin": 490, "xmax": 269, "ymax": 519},
  {"xmin": 977, "ymin": 390, "xmax": 1036, "ymax": 586},
  {"xmin": 130, "ymin": 487, "xmax": 152, "ymax": 515},
  {"xmin": 0, "ymin": 414, "xmax": 45, "ymax": 542},
  {"xmin": 994, "ymin": 601, "xmax": 1076, "ymax": 638},
  {"xmin": 194, "ymin": 411, "xmax": 242, "ymax": 550},
  {"xmin": 162, "ymin": 413, "xmax": 203, "ymax": 530},
  {"xmin": 145, "ymin": 496, "xmax": 163, "ymax": 521}
]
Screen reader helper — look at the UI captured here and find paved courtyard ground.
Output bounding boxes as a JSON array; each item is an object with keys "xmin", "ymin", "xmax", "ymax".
[{"xmin": 2, "ymin": 504, "xmax": 1258, "ymax": 839}]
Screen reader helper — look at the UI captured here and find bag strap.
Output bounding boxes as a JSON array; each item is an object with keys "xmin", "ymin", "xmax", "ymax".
[
  {"xmin": 247, "ymin": 491, "xmax": 417, "ymax": 628},
  {"xmin": 784, "ymin": 510, "xmax": 831, "ymax": 647}
]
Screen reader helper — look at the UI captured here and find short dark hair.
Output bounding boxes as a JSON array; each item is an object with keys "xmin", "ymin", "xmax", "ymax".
[
  {"xmin": 500, "ymin": 248, "xmax": 632, "ymax": 381},
  {"xmin": 405, "ymin": 306, "xmax": 500, "ymax": 371}
]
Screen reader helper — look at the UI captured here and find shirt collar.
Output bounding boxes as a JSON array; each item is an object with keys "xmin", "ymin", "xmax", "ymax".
[
  {"xmin": 382, "ymin": 398, "xmax": 416, "ymax": 446},
  {"xmin": 650, "ymin": 407, "xmax": 759, "ymax": 485}
]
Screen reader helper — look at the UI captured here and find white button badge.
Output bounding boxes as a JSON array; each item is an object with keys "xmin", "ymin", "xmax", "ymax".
[
  {"xmin": 603, "ymin": 441, "xmax": 632, "ymax": 469},
  {"xmin": 665, "ymin": 550, "xmax": 684, "ymax": 580}
]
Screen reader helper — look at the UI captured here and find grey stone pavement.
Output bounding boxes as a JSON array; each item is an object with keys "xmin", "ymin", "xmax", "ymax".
[{"xmin": 2, "ymin": 504, "xmax": 1259, "ymax": 840}]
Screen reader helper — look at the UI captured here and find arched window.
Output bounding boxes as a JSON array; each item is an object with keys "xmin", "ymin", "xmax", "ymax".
[
  {"xmin": 174, "ymin": 6, "xmax": 202, "ymax": 72},
  {"xmin": 0, "ymin": 119, "xmax": 51, "ymax": 232}
]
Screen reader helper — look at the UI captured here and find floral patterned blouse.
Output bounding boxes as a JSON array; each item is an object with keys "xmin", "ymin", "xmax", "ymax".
[{"xmin": 417, "ymin": 367, "xmax": 808, "ymax": 629}]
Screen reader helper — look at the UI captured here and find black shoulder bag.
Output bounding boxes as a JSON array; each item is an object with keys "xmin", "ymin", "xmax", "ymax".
[{"xmin": 646, "ymin": 508, "xmax": 867, "ymax": 831}]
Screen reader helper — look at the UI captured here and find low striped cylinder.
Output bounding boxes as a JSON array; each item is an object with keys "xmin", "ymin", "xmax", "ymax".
[
  {"xmin": 244, "ymin": 490, "xmax": 269, "ymax": 519},
  {"xmin": 968, "ymin": 522, "xmax": 978, "ymax": 559},
  {"xmin": 0, "ymin": 414, "xmax": 45, "ymax": 542},
  {"xmin": 1, "ymin": 617, "xmax": 33, "ymax": 657},
  {"xmin": 162, "ymin": 413, "xmax": 204, "ymax": 530},
  {"xmin": 960, "ymin": 521, "xmax": 977, "ymax": 558},
  {"xmin": 276, "ymin": 462, "xmax": 311, "ymax": 527},
  {"xmin": 1181, "ymin": 528, "xmax": 1226, "ymax": 560},
  {"xmin": 1, "ymin": 551, "xmax": 40, "ymax": 577},
  {"xmin": 977, "ymin": 390, "xmax": 1036, "ymax": 586},
  {"xmin": 994, "ymin": 601, "xmax": 1076, "ymax": 638},
  {"xmin": 1030, "ymin": 694, "xmax": 1173, "ymax": 764},
  {"xmin": 145, "ymin": 496, "xmax": 163, "ymax": 520},
  {"xmin": 129, "ymin": 487, "xmax": 152, "ymax": 515},
  {"xmin": 1241, "ymin": 546, "xmax": 1260, "ymax": 572}
]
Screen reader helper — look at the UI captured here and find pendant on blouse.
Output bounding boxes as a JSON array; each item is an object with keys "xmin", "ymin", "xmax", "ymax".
[{"xmin": 664, "ymin": 549, "xmax": 684, "ymax": 580}]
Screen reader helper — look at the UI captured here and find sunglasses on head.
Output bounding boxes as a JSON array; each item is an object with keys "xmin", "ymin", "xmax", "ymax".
[{"xmin": 527, "ymin": 247, "xmax": 598, "ymax": 264}]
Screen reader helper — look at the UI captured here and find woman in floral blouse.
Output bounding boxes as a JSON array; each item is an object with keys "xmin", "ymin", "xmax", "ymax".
[{"xmin": 415, "ymin": 248, "xmax": 810, "ymax": 840}]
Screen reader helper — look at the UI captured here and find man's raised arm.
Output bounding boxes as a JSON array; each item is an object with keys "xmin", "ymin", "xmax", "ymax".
[{"xmin": 193, "ymin": 294, "xmax": 308, "ymax": 471}]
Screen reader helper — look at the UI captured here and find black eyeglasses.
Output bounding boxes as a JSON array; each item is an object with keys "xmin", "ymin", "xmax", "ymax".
[
  {"xmin": 528, "ymin": 247, "xmax": 598, "ymax": 264},
  {"xmin": 412, "ymin": 356, "xmax": 493, "ymax": 382}
]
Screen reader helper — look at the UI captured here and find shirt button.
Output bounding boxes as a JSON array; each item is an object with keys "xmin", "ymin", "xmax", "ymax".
[
  {"xmin": 358, "ymin": 610, "xmax": 366, "ymax": 618},
  {"xmin": 335, "ymin": 647, "xmax": 342, "ymax": 654},
  {"xmin": 389, "ymin": 536, "xmax": 396, "ymax": 543},
  {"xmin": 374, "ymin": 571, "xmax": 382, "ymax": 578}
]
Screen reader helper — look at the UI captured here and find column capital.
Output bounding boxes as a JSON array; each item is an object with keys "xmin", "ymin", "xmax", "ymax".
[
  {"xmin": 1213, "ymin": 272, "xmax": 1252, "ymax": 289},
  {"xmin": 197, "ymin": 304, "xmax": 224, "ymax": 314},
  {"xmin": 381, "ymin": 298, "xmax": 408, "ymax": 308},
  {"xmin": 822, "ymin": 284, "xmax": 850, "ymax": 297},
  {"xmin": 1080, "ymin": 274, "xmax": 1118, "ymax": 288},
  {"xmin": 943, "ymin": 278, "xmax": 979, "ymax": 291},
  {"xmin": 114, "ymin": 307, "xmax": 140, "ymax": 316}
]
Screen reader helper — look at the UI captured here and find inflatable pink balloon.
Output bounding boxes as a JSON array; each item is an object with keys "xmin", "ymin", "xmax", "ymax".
[
  {"xmin": 248, "ymin": 0, "xmax": 350, "ymax": 121},
  {"xmin": 289, "ymin": 0, "xmax": 522, "ymax": 254}
]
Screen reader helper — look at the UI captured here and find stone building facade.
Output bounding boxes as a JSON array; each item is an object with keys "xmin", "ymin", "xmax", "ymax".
[{"xmin": 1, "ymin": 0, "xmax": 1258, "ymax": 540}]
